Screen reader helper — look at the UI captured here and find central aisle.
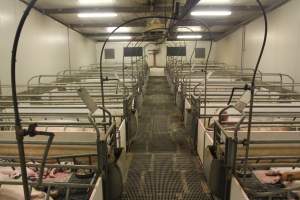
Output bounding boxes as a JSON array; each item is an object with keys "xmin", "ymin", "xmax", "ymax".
[{"xmin": 121, "ymin": 76, "xmax": 212, "ymax": 200}]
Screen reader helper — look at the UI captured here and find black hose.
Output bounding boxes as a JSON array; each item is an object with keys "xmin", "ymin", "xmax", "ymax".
[
  {"xmin": 244, "ymin": 0, "xmax": 268, "ymax": 174},
  {"xmin": 227, "ymin": 85, "xmax": 250, "ymax": 105},
  {"xmin": 11, "ymin": 0, "xmax": 37, "ymax": 199}
]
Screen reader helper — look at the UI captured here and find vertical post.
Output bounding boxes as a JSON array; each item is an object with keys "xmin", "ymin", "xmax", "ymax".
[
  {"xmin": 136, "ymin": 56, "xmax": 138, "ymax": 90},
  {"xmin": 67, "ymin": 27, "xmax": 72, "ymax": 75},
  {"xmin": 122, "ymin": 52, "xmax": 126, "ymax": 98},
  {"xmin": 99, "ymin": 140, "xmax": 109, "ymax": 200},
  {"xmin": 123, "ymin": 97, "xmax": 129, "ymax": 148},
  {"xmin": 224, "ymin": 137, "xmax": 236, "ymax": 200},
  {"xmin": 241, "ymin": 25, "xmax": 246, "ymax": 76},
  {"xmin": 131, "ymin": 56, "xmax": 134, "ymax": 94},
  {"xmin": 142, "ymin": 53, "xmax": 144, "ymax": 86},
  {"xmin": 99, "ymin": 43, "xmax": 107, "ymax": 124}
]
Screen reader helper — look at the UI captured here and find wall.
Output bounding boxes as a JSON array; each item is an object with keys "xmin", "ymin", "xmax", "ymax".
[
  {"xmin": 215, "ymin": 28, "xmax": 243, "ymax": 67},
  {"xmin": 96, "ymin": 42, "xmax": 133, "ymax": 65},
  {"xmin": 69, "ymin": 30, "xmax": 97, "ymax": 68},
  {"xmin": 0, "ymin": 0, "xmax": 96, "ymax": 94},
  {"xmin": 96, "ymin": 41, "xmax": 216, "ymax": 67},
  {"xmin": 215, "ymin": 0, "xmax": 300, "ymax": 84},
  {"xmin": 166, "ymin": 41, "xmax": 216, "ymax": 64}
]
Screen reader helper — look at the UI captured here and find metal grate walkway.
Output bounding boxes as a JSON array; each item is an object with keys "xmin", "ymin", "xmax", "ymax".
[{"xmin": 121, "ymin": 76, "xmax": 212, "ymax": 200}]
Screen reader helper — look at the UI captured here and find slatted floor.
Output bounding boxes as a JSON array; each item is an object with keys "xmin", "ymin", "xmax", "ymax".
[
  {"xmin": 238, "ymin": 175, "xmax": 297, "ymax": 200},
  {"xmin": 121, "ymin": 76, "xmax": 212, "ymax": 200}
]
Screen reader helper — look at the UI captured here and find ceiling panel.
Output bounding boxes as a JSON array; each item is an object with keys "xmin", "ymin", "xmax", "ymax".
[
  {"xmin": 198, "ymin": 0, "xmax": 282, "ymax": 6},
  {"xmin": 24, "ymin": 0, "xmax": 149, "ymax": 9},
  {"xmin": 75, "ymin": 26, "xmax": 146, "ymax": 34},
  {"xmin": 20, "ymin": 0, "xmax": 289, "ymax": 41},
  {"xmin": 23, "ymin": 0, "xmax": 186, "ymax": 9}
]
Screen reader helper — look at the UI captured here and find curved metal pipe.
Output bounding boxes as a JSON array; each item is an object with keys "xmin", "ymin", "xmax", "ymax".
[{"xmin": 11, "ymin": 0, "xmax": 37, "ymax": 199}]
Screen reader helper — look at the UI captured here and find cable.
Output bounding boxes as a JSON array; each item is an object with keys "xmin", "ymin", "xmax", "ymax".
[
  {"xmin": 243, "ymin": 0, "xmax": 268, "ymax": 175},
  {"xmin": 11, "ymin": 1, "xmax": 37, "ymax": 199}
]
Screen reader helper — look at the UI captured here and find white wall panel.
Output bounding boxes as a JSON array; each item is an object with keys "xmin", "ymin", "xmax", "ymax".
[
  {"xmin": 15, "ymin": 1, "xmax": 69, "ymax": 87},
  {"xmin": 0, "ymin": 0, "xmax": 18, "ymax": 91},
  {"xmin": 215, "ymin": 28, "xmax": 243, "ymax": 67},
  {"xmin": 215, "ymin": 0, "xmax": 300, "ymax": 85},
  {"xmin": 69, "ymin": 30, "xmax": 97, "ymax": 68},
  {"xmin": 96, "ymin": 40, "xmax": 216, "ymax": 67},
  {"xmin": 166, "ymin": 41, "xmax": 216, "ymax": 64},
  {"xmin": 0, "ymin": 0, "xmax": 96, "ymax": 93},
  {"xmin": 244, "ymin": 0, "xmax": 300, "ymax": 79},
  {"xmin": 96, "ymin": 42, "xmax": 132, "ymax": 65}
]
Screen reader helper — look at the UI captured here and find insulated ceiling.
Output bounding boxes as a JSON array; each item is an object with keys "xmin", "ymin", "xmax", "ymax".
[{"xmin": 20, "ymin": 0, "xmax": 289, "ymax": 41}]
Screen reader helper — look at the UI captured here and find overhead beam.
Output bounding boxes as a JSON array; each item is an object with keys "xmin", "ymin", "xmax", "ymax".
[
  {"xmin": 168, "ymin": 0, "xmax": 201, "ymax": 31},
  {"xmin": 95, "ymin": 36, "xmax": 217, "ymax": 42},
  {"xmin": 70, "ymin": 20, "xmax": 240, "ymax": 29},
  {"xmin": 43, "ymin": 6, "xmax": 172, "ymax": 14},
  {"xmin": 176, "ymin": 20, "xmax": 243, "ymax": 27},
  {"xmin": 84, "ymin": 31, "xmax": 224, "ymax": 37},
  {"xmin": 42, "ymin": 4, "xmax": 264, "ymax": 15},
  {"xmin": 88, "ymin": 32, "xmax": 224, "ymax": 40},
  {"xmin": 192, "ymin": 5, "xmax": 261, "ymax": 11},
  {"xmin": 84, "ymin": 32, "xmax": 143, "ymax": 37},
  {"xmin": 70, "ymin": 21, "xmax": 146, "ymax": 28}
]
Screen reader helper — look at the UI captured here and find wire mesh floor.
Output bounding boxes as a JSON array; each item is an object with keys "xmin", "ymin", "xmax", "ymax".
[{"xmin": 121, "ymin": 76, "xmax": 212, "ymax": 200}]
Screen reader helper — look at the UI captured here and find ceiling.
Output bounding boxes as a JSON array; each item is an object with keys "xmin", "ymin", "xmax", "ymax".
[{"xmin": 21, "ymin": 0, "xmax": 289, "ymax": 42}]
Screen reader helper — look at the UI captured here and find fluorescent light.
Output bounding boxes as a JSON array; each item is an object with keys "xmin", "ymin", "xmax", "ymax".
[
  {"xmin": 78, "ymin": 12, "xmax": 117, "ymax": 18},
  {"xmin": 106, "ymin": 27, "xmax": 131, "ymax": 33},
  {"xmin": 191, "ymin": 10, "xmax": 232, "ymax": 16},
  {"xmin": 177, "ymin": 35, "xmax": 203, "ymax": 39},
  {"xmin": 109, "ymin": 36, "xmax": 132, "ymax": 40},
  {"xmin": 176, "ymin": 26, "xmax": 202, "ymax": 32},
  {"xmin": 78, "ymin": 0, "xmax": 114, "ymax": 5},
  {"xmin": 198, "ymin": 0, "xmax": 232, "ymax": 5}
]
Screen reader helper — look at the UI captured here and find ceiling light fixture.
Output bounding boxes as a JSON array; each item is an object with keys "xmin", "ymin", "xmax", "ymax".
[
  {"xmin": 176, "ymin": 26, "xmax": 202, "ymax": 32},
  {"xmin": 78, "ymin": 0, "xmax": 114, "ymax": 5},
  {"xmin": 197, "ymin": 0, "xmax": 232, "ymax": 5},
  {"xmin": 106, "ymin": 27, "xmax": 131, "ymax": 33},
  {"xmin": 177, "ymin": 35, "xmax": 203, "ymax": 39},
  {"xmin": 109, "ymin": 36, "xmax": 132, "ymax": 40},
  {"xmin": 191, "ymin": 10, "xmax": 232, "ymax": 16},
  {"xmin": 78, "ymin": 12, "xmax": 118, "ymax": 18}
]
